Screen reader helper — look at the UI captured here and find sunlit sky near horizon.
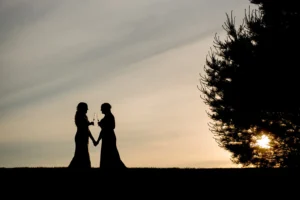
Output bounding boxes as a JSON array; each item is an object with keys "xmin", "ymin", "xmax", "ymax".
[{"xmin": 0, "ymin": 0, "xmax": 256, "ymax": 168}]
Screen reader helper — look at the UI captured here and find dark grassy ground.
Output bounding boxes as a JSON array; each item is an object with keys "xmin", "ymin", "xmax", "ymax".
[
  {"xmin": 2, "ymin": 167, "xmax": 300, "ymax": 181},
  {"xmin": 1, "ymin": 167, "xmax": 299, "ymax": 198},
  {"xmin": 2, "ymin": 167, "xmax": 300, "ymax": 176}
]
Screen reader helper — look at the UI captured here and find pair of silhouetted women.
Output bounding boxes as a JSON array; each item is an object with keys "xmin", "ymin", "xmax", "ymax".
[{"xmin": 68, "ymin": 102, "xmax": 126, "ymax": 169}]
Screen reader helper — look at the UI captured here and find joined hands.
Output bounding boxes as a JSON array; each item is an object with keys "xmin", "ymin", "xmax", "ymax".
[{"xmin": 93, "ymin": 140, "xmax": 99, "ymax": 146}]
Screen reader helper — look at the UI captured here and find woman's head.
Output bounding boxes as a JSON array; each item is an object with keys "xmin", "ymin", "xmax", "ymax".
[
  {"xmin": 77, "ymin": 102, "xmax": 88, "ymax": 114},
  {"xmin": 101, "ymin": 103, "xmax": 111, "ymax": 114}
]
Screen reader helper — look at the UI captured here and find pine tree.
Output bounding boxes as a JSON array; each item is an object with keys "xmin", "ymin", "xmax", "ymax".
[{"xmin": 199, "ymin": 1, "xmax": 300, "ymax": 167}]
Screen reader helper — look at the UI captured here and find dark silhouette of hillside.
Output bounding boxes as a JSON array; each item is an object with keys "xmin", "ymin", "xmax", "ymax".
[{"xmin": 1, "ymin": 167, "xmax": 299, "ymax": 198}]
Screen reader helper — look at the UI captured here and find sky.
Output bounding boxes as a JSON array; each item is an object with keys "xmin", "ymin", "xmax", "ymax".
[{"xmin": 0, "ymin": 0, "xmax": 256, "ymax": 168}]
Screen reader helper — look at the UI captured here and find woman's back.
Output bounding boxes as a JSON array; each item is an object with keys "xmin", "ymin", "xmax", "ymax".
[
  {"xmin": 74, "ymin": 112, "xmax": 90, "ymax": 143},
  {"xmin": 75, "ymin": 112, "xmax": 89, "ymax": 129}
]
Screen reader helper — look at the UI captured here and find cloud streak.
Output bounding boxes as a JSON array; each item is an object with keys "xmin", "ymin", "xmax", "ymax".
[{"xmin": 0, "ymin": 0, "xmax": 250, "ymax": 114}]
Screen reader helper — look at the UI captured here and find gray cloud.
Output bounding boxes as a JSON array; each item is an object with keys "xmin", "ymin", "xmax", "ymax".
[
  {"xmin": 0, "ymin": 0, "xmax": 251, "ymax": 115},
  {"xmin": 0, "ymin": 1, "xmax": 61, "ymax": 45}
]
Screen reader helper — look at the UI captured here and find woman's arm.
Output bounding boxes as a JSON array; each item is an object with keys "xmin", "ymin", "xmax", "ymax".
[
  {"xmin": 88, "ymin": 131, "xmax": 97, "ymax": 145},
  {"xmin": 95, "ymin": 130, "xmax": 103, "ymax": 144},
  {"xmin": 88, "ymin": 121, "xmax": 94, "ymax": 126},
  {"xmin": 76, "ymin": 115, "xmax": 94, "ymax": 127}
]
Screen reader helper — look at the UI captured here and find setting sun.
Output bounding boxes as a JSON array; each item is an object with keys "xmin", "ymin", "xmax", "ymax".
[{"xmin": 256, "ymin": 135, "xmax": 270, "ymax": 149}]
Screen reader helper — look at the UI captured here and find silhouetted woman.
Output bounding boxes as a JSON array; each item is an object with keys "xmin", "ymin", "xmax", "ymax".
[
  {"xmin": 95, "ymin": 103, "xmax": 126, "ymax": 169},
  {"xmin": 68, "ymin": 102, "xmax": 96, "ymax": 168}
]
